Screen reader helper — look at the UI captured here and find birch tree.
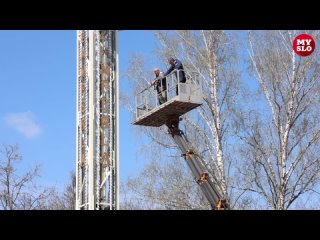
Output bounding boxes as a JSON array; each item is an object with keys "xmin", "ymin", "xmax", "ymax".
[
  {"xmin": 0, "ymin": 144, "xmax": 52, "ymax": 210},
  {"xmin": 122, "ymin": 31, "xmax": 241, "ymax": 209},
  {"xmin": 237, "ymin": 30, "xmax": 320, "ymax": 209},
  {"xmin": 44, "ymin": 171, "xmax": 76, "ymax": 210}
]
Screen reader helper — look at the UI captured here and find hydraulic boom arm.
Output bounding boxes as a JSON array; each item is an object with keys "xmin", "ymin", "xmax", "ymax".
[{"xmin": 166, "ymin": 116, "xmax": 229, "ymax": 210}]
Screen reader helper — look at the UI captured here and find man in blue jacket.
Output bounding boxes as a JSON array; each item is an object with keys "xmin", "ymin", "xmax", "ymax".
[
  {"xmin": 165, "ymin": 57, "xmax": 186, "ymax": 82},
  {"xmin": 164, "ymin": 57, "xmax": 186, "ymax": 95}
]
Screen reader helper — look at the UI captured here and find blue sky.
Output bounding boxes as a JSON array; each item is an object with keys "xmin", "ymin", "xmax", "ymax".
[
  {"xmin": 118, "ymin": 30, "xmax": 161, "ymax": 178},
  {"xmin": 0, "ymin": 30, "xmax": 159, "ymax": 190},
  {"xmin": 0, "ymin": 30, "xmax": 77, "ymax": 188}
]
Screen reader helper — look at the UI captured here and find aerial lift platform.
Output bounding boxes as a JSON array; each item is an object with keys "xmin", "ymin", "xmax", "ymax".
[{"xmin": 133, "ymin": 70, "xmax": 228, "ymax": 210}]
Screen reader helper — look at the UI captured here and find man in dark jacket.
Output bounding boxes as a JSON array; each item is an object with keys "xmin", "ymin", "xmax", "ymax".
[
  {"xmin": 164, "ymin": 57, "xmax": 186, "ymax": 83},
  {"xmin": 164, "ymin": 57, "xmax": 186, "ymax": 95}
]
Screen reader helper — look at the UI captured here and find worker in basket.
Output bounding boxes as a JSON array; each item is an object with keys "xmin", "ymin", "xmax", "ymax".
[
  {"xmin": 151, "ymin": 68, "xmax": 167, "ymax": 105},
  {"xmin": 164, "ymin": 57, "xmax": 186, "ymax": 95}
]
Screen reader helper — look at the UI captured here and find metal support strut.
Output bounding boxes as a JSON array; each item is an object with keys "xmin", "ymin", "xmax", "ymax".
[{"xmin": 166, "ymin": 116, "xmax": 228, "ymax": 210}]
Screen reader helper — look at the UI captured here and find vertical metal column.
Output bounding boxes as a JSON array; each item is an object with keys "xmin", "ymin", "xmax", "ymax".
[
  {"xmin": 76, "ymin": 30, "xmax": 90, "ymax": 210},
  {"xmin": 76, "ymin": 30, "xmax": 119, "ymax": 210},
  {"xmin": 88, "ymin": 31, "xmax": 95, "ymax": 209},
  {"xmin": 115, "ymin": 30, "xmax": 120, "ymax": 210}
]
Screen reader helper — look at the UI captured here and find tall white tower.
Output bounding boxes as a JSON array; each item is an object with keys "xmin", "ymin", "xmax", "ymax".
[{"xmin": 76, "ymin": 30, "xmax": 119, "ymax": 210}]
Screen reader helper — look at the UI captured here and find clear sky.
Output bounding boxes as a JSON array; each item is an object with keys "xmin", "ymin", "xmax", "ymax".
[
  {"xmin": 118, "ymin": 30, "xmax": 161, "ymax": 178},
  {"xmin": 0, "ymin": 30, "xmax": 159, "ymax": 190},
  {"xmin": 0, "ymin": 30, "xmax": 77, "ymax": 189}
]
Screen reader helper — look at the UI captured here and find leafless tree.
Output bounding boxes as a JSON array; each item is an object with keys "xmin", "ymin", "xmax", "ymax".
[
  {"xmin": 62, "ymin": 171, "xmax": 76, "ymax": 209},
  {"xmin": 0, "ymin": 144, "xmax": 52, "ymax": 210},
  {"xmin": 121, "ymin": 157, "xmax": 210, "ymax": 210},
  {"xmin": 235, "ymin": 30, "xmax": 320, "ymax": 209},
  {"xmin": 122, "ymin": 30, "xmax": 242, "ymax": 209},
  {"xmin": 44, "ymin": 171, "xmax": 76, "ymax": 210}
]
